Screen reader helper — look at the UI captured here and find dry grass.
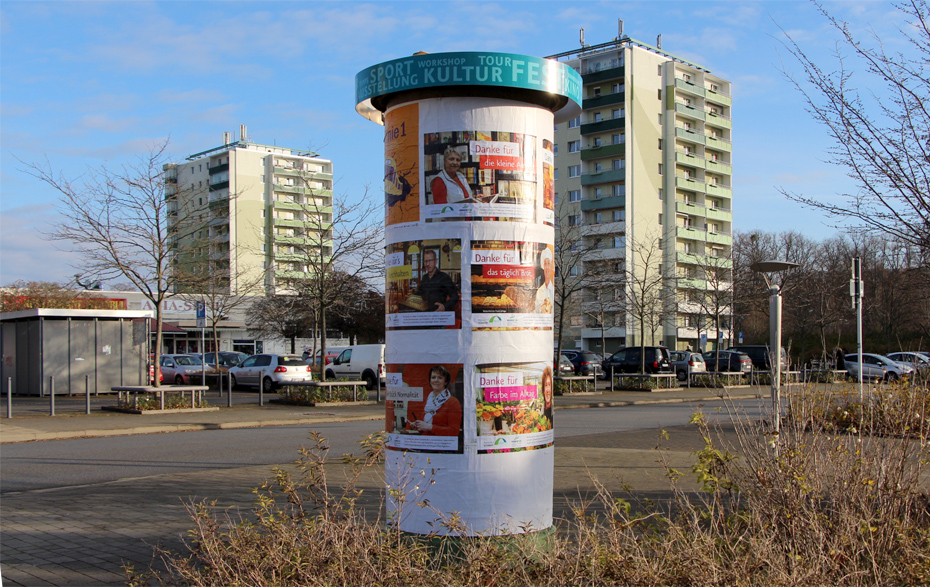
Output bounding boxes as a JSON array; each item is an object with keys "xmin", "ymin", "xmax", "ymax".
[{"xmin": 131, "ymin": 383, "xmax": 930, "ymax": 587}]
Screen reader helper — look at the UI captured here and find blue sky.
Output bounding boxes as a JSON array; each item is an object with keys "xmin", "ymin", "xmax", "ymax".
[{"xmin": 0, "ymin": 0, "xmax": 903, "ymax": 286}]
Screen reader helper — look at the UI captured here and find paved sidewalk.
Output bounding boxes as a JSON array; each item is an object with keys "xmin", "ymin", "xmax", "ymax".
[{"xmin": 0, "ymin": 382, "xmax": 766, "ymax": 586}]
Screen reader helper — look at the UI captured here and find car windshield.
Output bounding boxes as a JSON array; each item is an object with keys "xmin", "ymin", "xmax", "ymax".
[{"xmin": 175, "ymin": 356, "xmax": 203, "ymax": 366}]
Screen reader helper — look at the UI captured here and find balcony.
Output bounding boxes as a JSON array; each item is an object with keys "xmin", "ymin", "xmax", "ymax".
[
  {"xmin": 273, "ymin": 184, "xmax": 333, "ymax": 196},
  {"xmin": 705, "ymin": 206, "xmax": 732, "ymax": 222},
  {"xmin": 675, "ymin": 103, "xmax": 705, "ymax": 121},
  {"xmin": 583, "ymin": 247, "xmax": 625, "ymax": 261},
  {"xmin": 705, "ymin": 111, "xmax": 731, "ymax": 129},
  {"xmin": 706, "ymin": 231, "xmax": 732, "ymax": 246},
  {"xmin": 675, "ymin": 151, "xmax": 705, "ymax": 168},
  {"xmin": 581, "ymin": 326, "xmax": 625, "ymax": 339},
  {"xmin": 581, "ymin": 142, "xmax": 625, "ymax": 161},
  {"xmin": 705, "ymin": 135, "xmax": 731, "ymax": 152},
  {"xmin": 581, "ymin": 167, "xmax": 625, "ymax": 186},
  {"xmin": 675, "ymin": 176, "xmax": 706, "ymax": 192},
  {"xmin": 676, "ymin": 201, "xmax": 705, "ymax": 215},
  {"xmin": 583, "ymin": 91, "xmax": 624, "ymax": 110},
  {"xmin": 677, "ymin": 277, "xmax": 707, "ymax": 290},
  {"xmin": 705, "ymin": 159, "xmax": 732, "ymax": 174},
  {"xmin": 675, "ymin": 127, "xmax": 705, "ymax": 145},
  {"xmin": 273, "ymin": 201, "xmax": 334, "ymax": 215},
  {"xmin": 705, "ymin": 87, "xmax": 732, "ymax": 107},
  {"xmin": 677, "ymin": 226, "xmax": 707, "ymax": 241},
  {"xmin": 580, "ymin": 116, "xmax": 625, "ymax": 135},
  {"xmin": 273, "ymin": 234, "xmax": 330, "ymax": 247},
  {"xmin": 209, "ymin": 181, "xmax": 229, "ymax": 192},
  {"xmin": 705, "ymin": 183, "xmax": 732, "ymax": 198},
  {"xmin": 208, "ymin": 163, "xmax": 229, "ymax": 175},
  {"xmin": 581, "ymin": 65, "xmax": 624, "ymax": 84},
  {"xmin": 674, "ymin": 78, "xmax": 705, "ymax": 97},
  {"xmin": 274, "ymin": 167, "xmax": 333, "ymax": 181},
  {"xmin": 677, "ymin": 251, "xmax": 733, "ymax": 268},
  {"xmin": 580, "ymin": 194, "xmax": 625, "ymax": 211},
  {"xmin": 582, "ymin": 220, "xmax": 625, "ymax": 235}
]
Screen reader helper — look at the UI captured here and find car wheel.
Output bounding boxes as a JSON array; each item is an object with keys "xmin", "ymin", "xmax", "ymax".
[
  {"xmin": 175, "ymin": 375, "xmax": 184, "ymax": 385},
  {"xmin": 886, "ymin": 372, "xmax": 898, "ymax": 382},
  {"xmin": 230, "ymin": 374, "xmax": 239, "ymax": 390},
  {"xmin": 363, "ymin": 371, "xmax": 377, "ymax": 391},
  {"xmin": 677, "ymin": 370, "xmax": 687, "ymax": 382},
  {"xmin": 325, "ymin": 369, "xmax": 336, "ymax": 381},
  {"xmin": 262, "ymin": 377, "xmax": 275, "ymax": 394}
]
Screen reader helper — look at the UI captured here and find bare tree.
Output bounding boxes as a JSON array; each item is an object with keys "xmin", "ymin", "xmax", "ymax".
[
  {"xmin": 689, "ymin": 253, "xmax": 735, "ymax": 352},
  {"xmin": 246, "ymin": 294, "xmax": 315, "ymax": 355},
  {"xmin": 619, "ymin": 231, "xmax": 677, "ymax": 373},
  {"xmin": 777, "ymin": 1, "xmax": 930, "ymax": 255},
  {"xmin": 280, "ymin": 182, "xmax": 383, "ymax": 380},
  {"xmin": 21, "ymin": 142, "xmax": 200, "ymax": 386}
]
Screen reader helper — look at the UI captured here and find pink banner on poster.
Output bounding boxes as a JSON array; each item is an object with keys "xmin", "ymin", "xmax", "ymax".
[
  {"xmin": 484, "ymin": 385, "xmax": 537, "ymax": 402},
  {"xmin": 483, "ymin": 265, "xmax": 535, "ymax": 280},
  {"xmin": 480, "ymin": 155, "xmax": 523, "ymax": 170}
]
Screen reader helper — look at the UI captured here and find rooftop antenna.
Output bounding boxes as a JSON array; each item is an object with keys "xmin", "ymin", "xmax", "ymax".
[
  {"xmin": 618, "ymin": 19, "xmax": 624, "ymax": 39},
  {"xmin": 580, "ymin": 28, "xmax": 586, "ymax": 47},
  {"xmin": 657, "ymin": 34, "xmax": 662, "ymax": 49}
]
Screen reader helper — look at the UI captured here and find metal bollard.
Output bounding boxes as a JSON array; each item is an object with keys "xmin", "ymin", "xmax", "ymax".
[
  {"xmin": 49, "ymin": 376, "xmax": 55, "ymax": 416},
  {"xmin": 85, "ymin": 375, "xmax": 91, "ymax": 415},
  {"xmin": 227, "ymin": 373, "xmax": 232, "ymax": 408},
  {"xmin": 258, "ymin": 383, "xmax": 264, "ymax": 407},
  {"xmin": 7, "ymin": 376, "xmax": 12, "ymax": 419}
]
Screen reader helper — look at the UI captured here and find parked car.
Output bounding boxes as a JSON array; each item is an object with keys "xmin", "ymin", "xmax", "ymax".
[
  {"xmin": 845, "ymin": 353, "xmax": 915, "ymax": 382},
  {"xmin": 601, "ymin": 346, "xmax": 672, "ymax": 376},
  {"xmin": 669, "ymin": 351, "xmax": 706, "ymax": 382},
  {"xmin": 728, "ymin": 345, "xmax": 788, "ymax": 371},
  {"xmin": 554, "ymin": 353, "xmax": 575, "ymax": 375},
  {"xmin": 561, "ymin": 350, "xmax": 605, "ymax": 378},
  {"xmin": 303, "ymin": 346, "xmax": 348, "ymax": 365},
  {"xmin": 159, "ymin": 354, "xmax": 207, "ymax": 385},
  {"xmin": 703, "ymin": 350, "xmax": 752, "ymax": 373},
  {"xmin": 199, "ymin": 351, "xmax": 249, "ymax": 374},
  {"xmin": 886, "ymin": 352, "xmax": 930, "ymax": 373},
  {"xmin": 324, "ymin": 344, "xmax": 385, "ymax": 390},
  {"xmin": 229, "ymin": 354, "xmax": 313, "ymax": 393}
]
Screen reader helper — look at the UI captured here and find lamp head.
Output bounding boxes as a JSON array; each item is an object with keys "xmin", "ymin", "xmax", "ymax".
[{"xmin": 750, "ymin": 260, "xmax": 799, "ymax": 273}]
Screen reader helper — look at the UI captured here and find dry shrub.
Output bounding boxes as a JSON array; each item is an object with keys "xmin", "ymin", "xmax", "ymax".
[{"xmin": 139, "ymin": 383, "xmax": 930, "ymax": 587}]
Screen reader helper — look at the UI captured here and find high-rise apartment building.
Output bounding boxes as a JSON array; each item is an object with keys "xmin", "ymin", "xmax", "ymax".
[
  {"xmin": 550, "ymin": 36, "xmax": 733, "ymax": 354},
  {"xmin": 165, "ymin": 126, "xmax": 334, "ymax": 295}
]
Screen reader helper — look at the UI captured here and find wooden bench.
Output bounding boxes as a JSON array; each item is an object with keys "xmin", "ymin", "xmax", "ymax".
[
  {"xmin": 111, "ymin": 385, "xmax": 210, "ymax": 410},
  {"xmin": 554, "ymin": 375, "xmax": 596, "ymax": 393}
]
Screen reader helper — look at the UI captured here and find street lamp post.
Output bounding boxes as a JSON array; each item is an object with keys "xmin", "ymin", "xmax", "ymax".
[{"xmin": 750, "ymin": 260, "xmax": 799, "ymax": 440}]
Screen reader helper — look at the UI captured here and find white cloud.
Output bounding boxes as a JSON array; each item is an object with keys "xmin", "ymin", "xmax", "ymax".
[{"xmin": 0, "ymin": 204, "xmax": 84, "ymax": 285}]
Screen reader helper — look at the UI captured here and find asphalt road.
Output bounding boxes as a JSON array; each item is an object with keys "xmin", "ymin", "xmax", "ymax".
[{"xmin": 0, "ymin": 399, "xmax": 761, "ymax": 494}]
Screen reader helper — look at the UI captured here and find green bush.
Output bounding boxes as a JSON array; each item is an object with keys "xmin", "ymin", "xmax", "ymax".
[
  {"xmin": 278, "ymin": 382, "xmax": 359, "ymax": 404},
  {"xmin": 131, "ymin": 393, "xmax": 209, "ymax": 411}
]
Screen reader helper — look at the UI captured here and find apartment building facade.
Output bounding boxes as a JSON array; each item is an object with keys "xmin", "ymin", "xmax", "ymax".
[
  {"xmin": 165, "ymin": 126, "xmax": 334, "ymax": 295},
  {"xmin": 550, "ymin": 38, "xmax": 733, "ymax": 355}
]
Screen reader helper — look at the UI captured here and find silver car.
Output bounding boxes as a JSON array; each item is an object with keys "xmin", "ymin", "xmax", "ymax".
[
  {"xmin": 669, "ymin": 351, "xmax": 707, "ymax": 382},
  {"xmin": 228, "ymin": 354, "xmax": 313, "ymax": 393},
  {"xmin": 886, "ymin": 352, "xmax": 930, "ymax": 374},
  {"xmin": 159, "ymin": 354, "xmax": 207, "ymax": 385},
  {"xmin": 846, "ymin": 353, "xmax": 915, "ymax": 382}
]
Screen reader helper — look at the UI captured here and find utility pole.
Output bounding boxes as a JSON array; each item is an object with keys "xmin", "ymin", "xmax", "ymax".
[{"xmin": 850, "ymin": 257, "xmax": 864, "ymax": 402}]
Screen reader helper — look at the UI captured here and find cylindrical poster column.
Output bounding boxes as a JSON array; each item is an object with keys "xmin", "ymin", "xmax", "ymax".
[{"xmin": 357, "ymin": 52, "xmax": 581, "ymax": 536}]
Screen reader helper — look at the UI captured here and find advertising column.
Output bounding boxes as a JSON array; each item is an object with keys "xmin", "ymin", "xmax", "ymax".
[{"xmin": 357, "ymin": 52, "xmax": 581, "ymax": 537}]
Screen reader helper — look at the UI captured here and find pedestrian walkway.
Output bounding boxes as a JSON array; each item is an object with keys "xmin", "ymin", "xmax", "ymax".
[{"xmin": 0, "ymin": 382, "xmax": 767, "ymax": 587}]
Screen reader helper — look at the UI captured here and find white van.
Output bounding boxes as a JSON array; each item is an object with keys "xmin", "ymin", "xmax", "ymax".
[{"xmin": 325, "ymin": 344, "xmax": 385, "ymax": 390}]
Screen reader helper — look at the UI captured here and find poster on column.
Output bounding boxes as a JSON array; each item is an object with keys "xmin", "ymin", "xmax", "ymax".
[
  {"xmin": 475, "ymin": 362, "xmax": 554, "ymax": 454},
  {"xmin": 386, "ymin": 238, "xmax": 462, "ymax": 330},
  {"xmin": 423, "ymin": 130, "xmax": 536, "ymax": 222},
  {"xmin": 385, "ymin": 363, "xmax": 465, "ymax": 453},
  {"xmin": 384, "ymin": 103, "xmax": 419, "ymax": 228},
  {"xmin": 542, "ymin": 139, "xmax": 555, "ymax": 226},
  {"xmin": 470, "ymin": 241, "xmax": 553, "ymax": 330}
]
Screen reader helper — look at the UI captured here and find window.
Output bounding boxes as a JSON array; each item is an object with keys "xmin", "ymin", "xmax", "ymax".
[
  {"xmin": 594, "ymin": 112, "xmax": 602, "ymax": 122},
  {"xmin": 554, "ymin": 169, "xmax": 559, "ymax": 180},
  {"xmin": 595, "ymin": 163, "xmax": 602, "ymax": 173},
  {"xmin": 612, "ymin": 134, "xmax": 622, "ymax": 144},
  {"xmin": 658, "ymin": 114, "xmax": 663, "ymax": 125},
  {"xmin": 595, "ymin": 212, "xmax": 603, "ymax": 224},
  {"xmin": 593, "ymin": 137, "xmax": 601, "ymax": 147},
  {"xmin": 612, "ymin": 108, "xmax": 621, "ymax": 119},
  {"xmin": 553, "ymin": 144, "xmax": 559, "ymax": 156},
  {"xmin": 613, "ymin": 209, "xmax": 624, "ymax": 222},
  {"xmin": 659, "ymin": 189, "xmax": 664, "ymax": 200},
  {"xmin": 613, "ymin": 185, "xmax": 625, "ymax": 197},
  {"xmin": 613, "ymin": 83, "xmax": 622, "ymax": 93},
  {"xmin": 659, "ymin": 214, "xmax": 663, "ymax": 225},
  {"xmin": 569, "ymin": 190, "xmax": 581, "ymax": 202},
  {"xmin": 658, "ymin": 89, "xmax": 662, "ymax": 100},
  {"xmin": 658, "ymin": 139, "xmax": 663, "ymax": 150},
  {"xmin": 568, "ymin": 116, "xmax": 581, "ymax": 128},
  {"xmin": 614, "ymin": 236, "xmax": 625, "ymax": 249},
  {"xmin": 568, "ymin": 165, "xmax": 581, "ymax": 178},
  {"xmin": 682, "ymin": 73, "xmax": 692, "ymax": 82},
  {"xmin": 710, "ymin": 83, "xmax": 719, "ymax": 92},
  {"xmin": 568, "ymin": 140, "xmax": 581, "ymax": 153},
  {"xmin": 682, "ymin": 145, "xmax": 692, "ymax": 155},
  {"xmin": 612, "ymin": 159, "xmax": 622, "ymax": 170},
  {"xmin": 682, "ymin": 121, "xmax": 692, "ymax": 131},
  {"xmin": 658, "ymin": 164, "xmax": 663, "ymax": 175},
  {"xmin": 594, "ymin": 188, "xmax": 602, "ymax": 199},
  {"xmin": 593, "ymin": 87, "xmax": 601, "ymax": 97},
  {"xmin": 568, "ymin": 214, "xmax": 582, "ymax": 226},
  {"xmin": 658, "ymin": 65, "xmax": 662, "ymax": 75}
]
